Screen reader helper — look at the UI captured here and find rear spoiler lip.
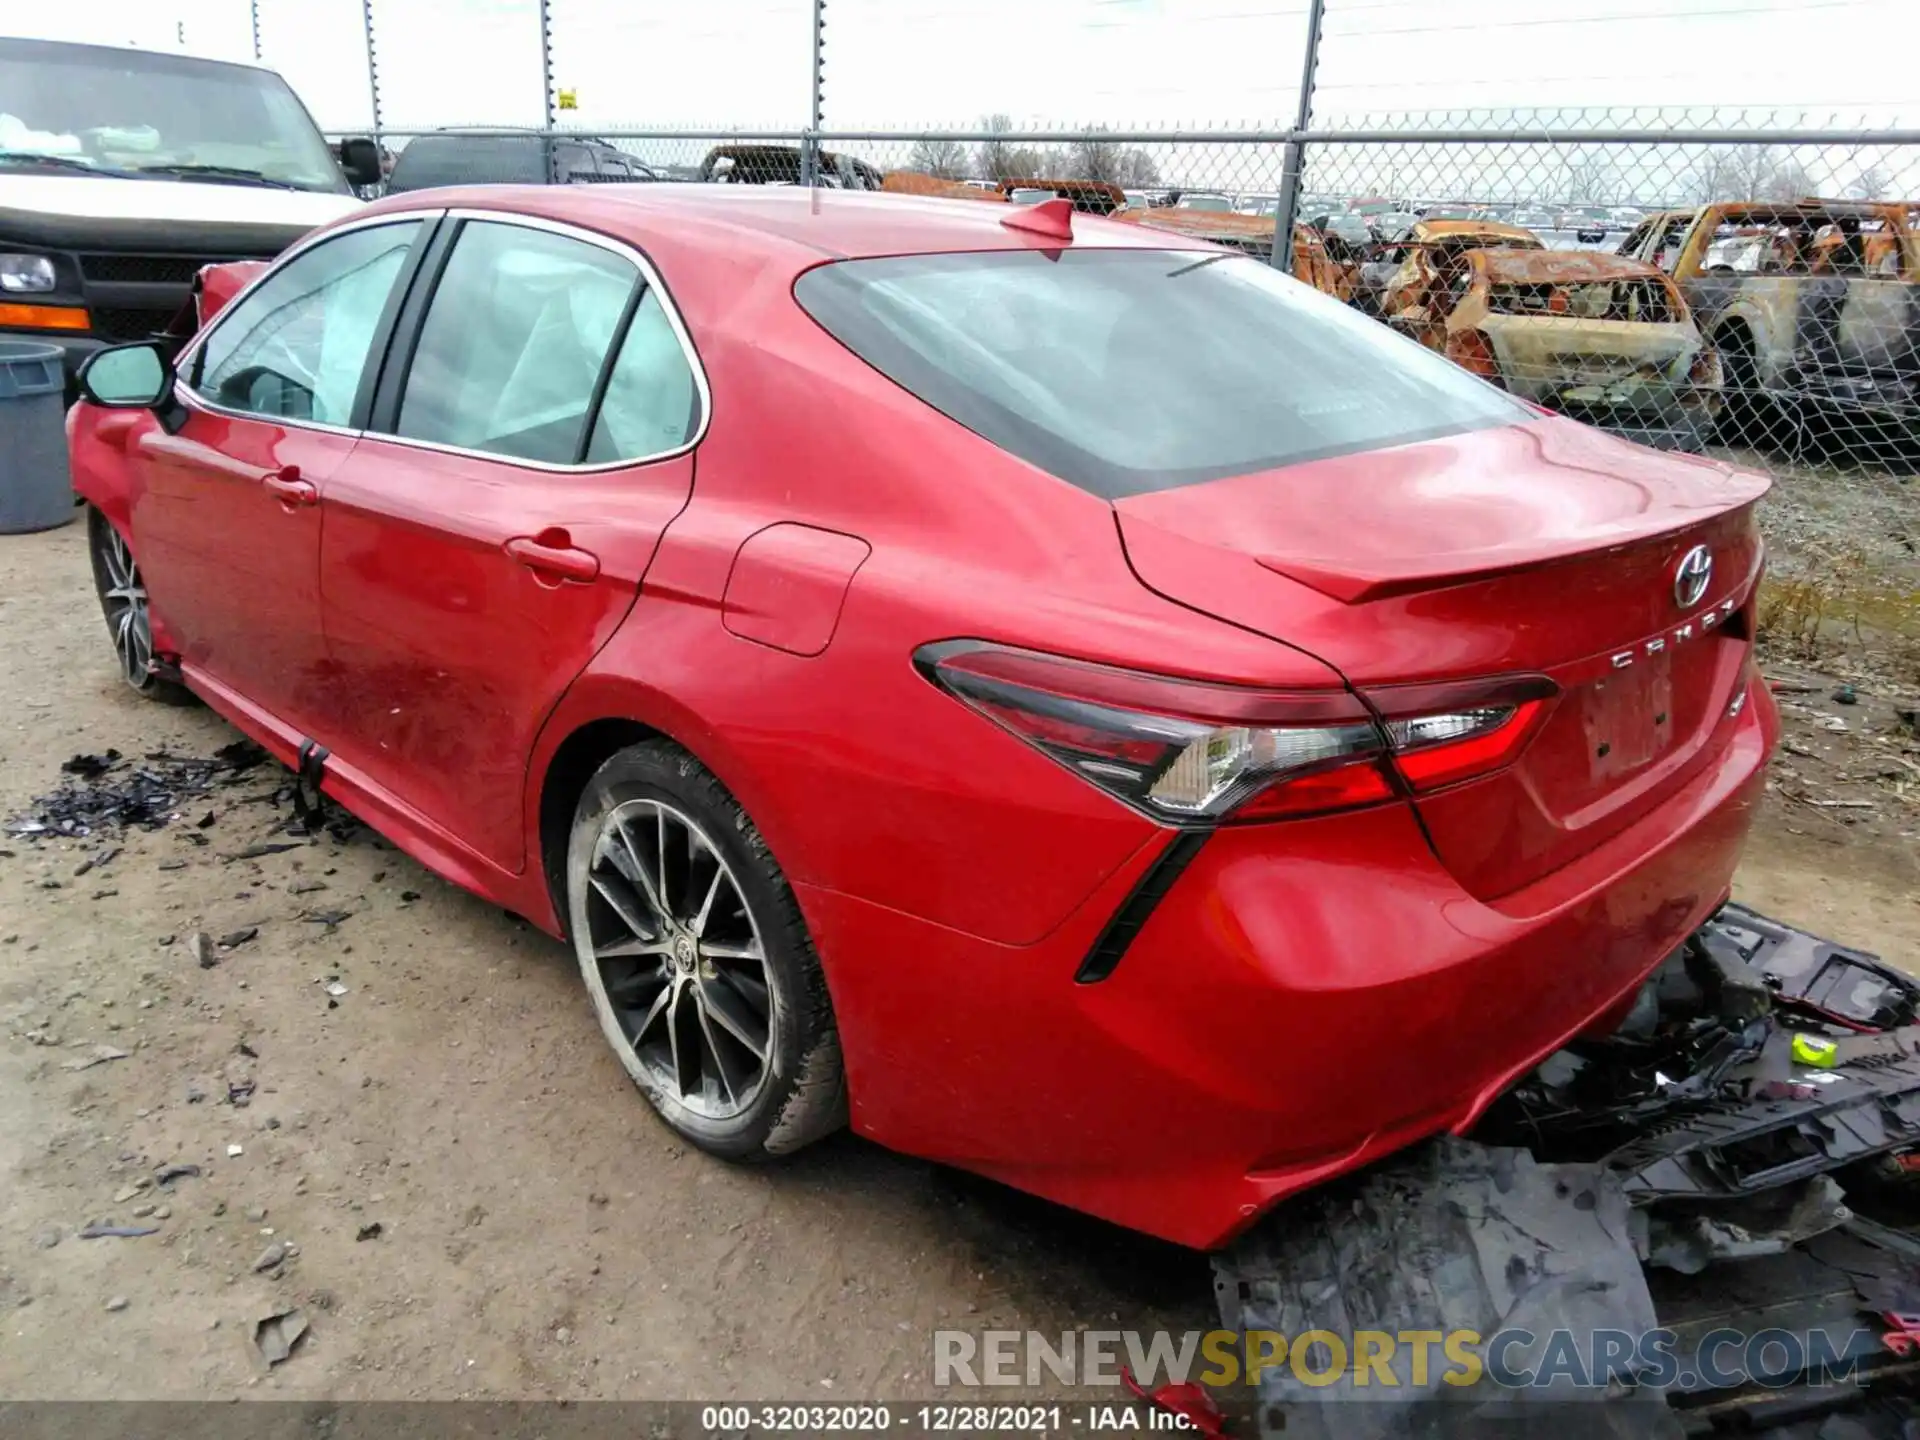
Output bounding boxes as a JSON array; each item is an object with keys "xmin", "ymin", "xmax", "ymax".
[{"xmin": 1255, "ymin": 491, "xmax": 1768, "ymax": 605}]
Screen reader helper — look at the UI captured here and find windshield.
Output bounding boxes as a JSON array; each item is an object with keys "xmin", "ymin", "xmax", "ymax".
[
  {"xmin": 0, "ymin": 41, "xmax": 346, "ymax": 194},
  {"xmin": 796, "ymin": 249, "xmax": 1526, "ymax": 498}
]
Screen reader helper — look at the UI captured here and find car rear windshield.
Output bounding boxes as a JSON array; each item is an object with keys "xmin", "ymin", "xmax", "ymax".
[
  {"xmin": 387, "ymin": 135, "xmax": 549, "ymax": 191},
  {"xmin": 795, "ymin": 248, "xmax": 1526, "ymax": 498},
  {"xmin": 1486, "ymin": 277, "xmax": 1679, "ymax": 324}
]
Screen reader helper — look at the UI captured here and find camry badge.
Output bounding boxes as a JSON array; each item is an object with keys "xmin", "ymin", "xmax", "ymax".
[{"xmin": 1673, "ymin": 545, "xmax": 1713, "ymax": 610}]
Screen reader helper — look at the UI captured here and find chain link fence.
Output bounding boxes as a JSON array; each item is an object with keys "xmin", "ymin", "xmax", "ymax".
[
  {"xmin": 262, "ymin": 0, "xmax": 1918, "ymax": 671},
  {"xmin": 354, "ymin": 116, "xmax": 1919, "ymax": 473}
]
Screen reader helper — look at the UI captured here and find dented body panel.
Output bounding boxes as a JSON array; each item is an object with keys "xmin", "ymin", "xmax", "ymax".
[{"xmin": 1621, "ymin": 200, "xmax": 1920, "ymax": 428}]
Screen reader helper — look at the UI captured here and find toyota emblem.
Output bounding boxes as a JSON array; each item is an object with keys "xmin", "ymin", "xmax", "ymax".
[{"xmin": 1673, "ymin": 544, "xmax": 1713, "ymax": 609}]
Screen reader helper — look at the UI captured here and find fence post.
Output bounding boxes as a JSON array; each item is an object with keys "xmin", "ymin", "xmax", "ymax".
[
  {"xmin": 360, "ymin": 0, "xmax": 383, "ymax": 143},
  {"xmin": 538, "ymin": 0, "xmax": 556, "ymax": 130},
  {"xmin": 1271, "ymin": 0, "xmax": 1326, "ymax": 268},
  {"xmin": 803, "ymin": 0, "xmax": 826, "ymax": 186}
]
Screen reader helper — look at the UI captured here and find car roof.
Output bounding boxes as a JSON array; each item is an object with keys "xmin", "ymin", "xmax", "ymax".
[
  {"xmin": 0, "ymin": 34, "xmax": 282, "ymax": 79},
  {"xmin": 351, "ymin": 184, "xmax": 1206, "ymax": 264},
  {"xmin": 1469, "ymin": 248, "xmax": 1674, "ymax": 287},
  {"xmin": 1411, "ymin": 218, "xmax": 1539, "ymax": 245}
]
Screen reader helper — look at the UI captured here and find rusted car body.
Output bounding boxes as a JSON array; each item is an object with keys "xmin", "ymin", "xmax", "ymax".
[
  {"xmin": 995, "ymin": 178, "xmax": 1128, "ymax": 215},
  {"xmin": 1618, "ymin": 199, "xmax": 1920, "ymax": 439},
  {"xmin": 1390, "ymin": 248, "xmax": 1720, "ymax": 451},
  {"xmin": 1370, "ymin": 218, "xmax": 1544, "ymax": 317},
  {"xmin": 1112, "ymin": 205, "xmax": 1356, "ymax": 300},
  {"xmin": 881, "ymin": 172, "xmax": 1006, "ymax": 204}
]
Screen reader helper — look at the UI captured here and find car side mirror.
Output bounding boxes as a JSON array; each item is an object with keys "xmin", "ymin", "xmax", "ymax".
[
  {"xmin": 337, "ymin": 137, "xmax": 382, "ymax": 188},
  {"xmin": 76, "ymin": 342, "xmax": 172, "ymax": 409}
]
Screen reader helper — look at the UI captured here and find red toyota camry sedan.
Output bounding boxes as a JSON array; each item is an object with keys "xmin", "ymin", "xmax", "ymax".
[{"xmin": 65, "ymin": 186, "xmax": 1776, "ymax": 1248}]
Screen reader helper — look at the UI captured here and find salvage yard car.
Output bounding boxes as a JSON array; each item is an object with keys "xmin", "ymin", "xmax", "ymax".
[
  {"xmin": 1363, "ymin": 215, "xmax": 1544, "ymax": 316},
  {"xmin": 0, "ymin": 37, "xmax": 375, "ymax": 390},
  {"xmin": 384, "ymin": 129, "xmax": 661, "ymax": 192},
  {"xmin": 66, "ymin": 185, "xmax": 1777, "ymax": 1254},
  {"xmin": 1620, "ymin": 198, "xmax": 1920, "ymax": 453},
  {"xmin": 1113, "ymin": 203, "xmax": 1356, "ymax": 299},
  {"xmin": 1388, "ymin": 248, "xmax": 1723, "ymax": 450}
]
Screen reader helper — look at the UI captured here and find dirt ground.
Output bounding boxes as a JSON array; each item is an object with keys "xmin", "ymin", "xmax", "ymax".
[{"xmin": 1, "ymin": 501, "xmax": 1915, "ymax": 1402}]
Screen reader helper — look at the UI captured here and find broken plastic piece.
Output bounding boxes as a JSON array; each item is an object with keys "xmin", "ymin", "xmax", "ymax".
[
  {"xmin": 1119, "ymin": 1367, "xmax": 1227, "ymax": 1439},
  {"xmin": 1792, "ymin": 1032, "xmax": 1840, "ymax": 1067},
  {"xmin": 1000, "ymin": 197, "xmax": 1074, "ymax": 242}
]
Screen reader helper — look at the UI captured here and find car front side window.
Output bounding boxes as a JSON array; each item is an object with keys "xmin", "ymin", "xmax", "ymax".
[
  {"xmin": 393, "ymin": 219, "xmax": 638, "ymax": 465},
  {"xmin": 194, "ymin": 220, "xmax": 422, "ymax": 426}
]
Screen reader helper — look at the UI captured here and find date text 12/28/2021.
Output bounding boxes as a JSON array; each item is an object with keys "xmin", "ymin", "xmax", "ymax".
[{"xmin": 698, "ymin": 1405, "xmax": 1189, "ymax": 1433}]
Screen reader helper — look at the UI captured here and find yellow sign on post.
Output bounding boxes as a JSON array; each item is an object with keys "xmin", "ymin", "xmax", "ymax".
[{"xmin": 556, "ymin": 88, "xmax": 578, "ymax": 111}]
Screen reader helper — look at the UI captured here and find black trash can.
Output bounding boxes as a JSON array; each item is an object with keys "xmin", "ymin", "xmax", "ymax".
[{"xmin": 0, "ymin": 340, "xmax": 72, "ymax": 534}]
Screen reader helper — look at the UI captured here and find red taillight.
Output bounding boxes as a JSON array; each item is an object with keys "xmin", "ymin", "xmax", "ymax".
[
  {"xmin": 1368, "ymin": 676, "xmax": 1557, "ymax": 794},
  {"xmin": 918, "ymin": 642, "xmax": 1558, "ymax": 824},
  {"xmin": 917, "ymin": 640, "xmax": 1391, "ymax": 824}
]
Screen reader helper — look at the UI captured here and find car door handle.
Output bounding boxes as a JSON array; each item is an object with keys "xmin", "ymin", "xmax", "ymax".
[
  {"xmin": 261, "ymin": 467, "xmax": 317, "ymax": 507},
  {"xmin": 505, "ymin": 534, "xmax": 601, "ymax": 583}
]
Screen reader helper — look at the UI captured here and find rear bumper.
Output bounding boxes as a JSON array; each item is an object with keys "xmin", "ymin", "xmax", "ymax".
[
  {"xmin": 1785, "ymin": 365, "xmax": 1919, "ymax": 424},
  {"xmin": 805, "ymin": 671, "xmax": 1777, "ymax": 1249}
]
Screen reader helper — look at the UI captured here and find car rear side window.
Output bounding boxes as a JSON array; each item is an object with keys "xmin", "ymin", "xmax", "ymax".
[
  {"xmin": 395, "ymin": 220, "xmax": 637, "ymax": 465},
  {"xmin": 795, "ymin": 249, "xmax": 1527, "ymax": 498},
  {"xmin": 584, "ymin": 289, "xmax": 701, "ymax": 462},
  {"xmin": 193, "ymin": 220, "xmax": 421, "ymax": 426}
]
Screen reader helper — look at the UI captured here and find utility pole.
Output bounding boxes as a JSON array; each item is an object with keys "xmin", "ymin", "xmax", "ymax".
[
  {"xmin": 249, "ymin": 0, "xmax": 262, "ymax": 61},
  {"xmin": 803, "ymin": 0, "xmax": 826, "ymax": 186},
  {"xmin": 360, "ymin": 0, "xmax": 383, "ymax": 143},
  {"xmin": 1271, "ymin": 0, "xmax": 1327, "ymax": 269},
  {"xmin": 538, "ymin": 0, "xmax": 556, "ymax": 131}
]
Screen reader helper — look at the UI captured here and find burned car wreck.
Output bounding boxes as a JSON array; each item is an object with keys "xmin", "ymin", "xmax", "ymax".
[
  {"xmin": 1216, "ymin": 904, "xmax": 1920, "ymax": 1438},
  {"xmin": 1386, "ymin": 247, "xmax": 1722, "ymax": 451},
  {"xmin": 1620, "ymin": 199, "xmax": 1920, "ymax": 458}
]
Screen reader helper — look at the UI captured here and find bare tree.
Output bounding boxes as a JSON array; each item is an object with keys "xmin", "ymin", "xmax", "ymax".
[
  {"xmin": 1066, "ymin": 128, "xmax": 1160, "ymax": 187},
  {"xmin": 975, "ymin": 114, "xmax": 1044, "ymax": 183},
  {"xmin": 906, "ymin": 137, "xmax": 968, "ymax": 179},
  {"xmin": 1560, "ymin": 148, "xmax": 1618, "ymax": 206},
  {"xmin": 1687, "ymin": 144, "xmax": 1819, "ymax": 204},
  {"xmin": 1848, "ymin": 161, "xmax": 1893, "ymax": 200},
  {"xmin": 1761, "ymin": 155, "xmax": 1814, "ymax": 202}
]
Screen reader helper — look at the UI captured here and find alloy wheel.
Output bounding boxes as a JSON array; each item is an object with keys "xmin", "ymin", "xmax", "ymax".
[
  {"xmin": 580, "ymin": 798, "xmax": 775, "ymax": 1120},
  {"xmin": 98, "ymin": 523, "xmax": 154, "ymax": 691}
]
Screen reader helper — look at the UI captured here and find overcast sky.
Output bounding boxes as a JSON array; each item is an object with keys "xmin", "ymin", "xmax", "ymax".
[
  {"xmin": 8, "ymin": 0, "xmax": 1915, "ymax": 197},
  {"xmin": 12, "ymin": 0, "xmax": 1915, "ymax": 130}
]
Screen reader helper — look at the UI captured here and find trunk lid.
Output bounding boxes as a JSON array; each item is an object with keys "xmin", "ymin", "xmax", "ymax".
[{"xmin": 1116, "ymin": 417, "xmax": 1770, "ymax": 898}]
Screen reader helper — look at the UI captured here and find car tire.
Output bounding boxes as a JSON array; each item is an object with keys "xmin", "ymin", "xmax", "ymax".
[
  {"xmin": 86, "ymin": 507, "xmax": 193, "ymax": 706},
  {"xmin": 566, "ymin": 739, "xmax": 846, "ymax": 1160}
]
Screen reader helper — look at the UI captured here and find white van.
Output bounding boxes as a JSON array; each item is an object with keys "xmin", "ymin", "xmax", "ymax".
[{"xmin": 0, "ymin": 37, "xmax": 377, "ymax": 390}]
